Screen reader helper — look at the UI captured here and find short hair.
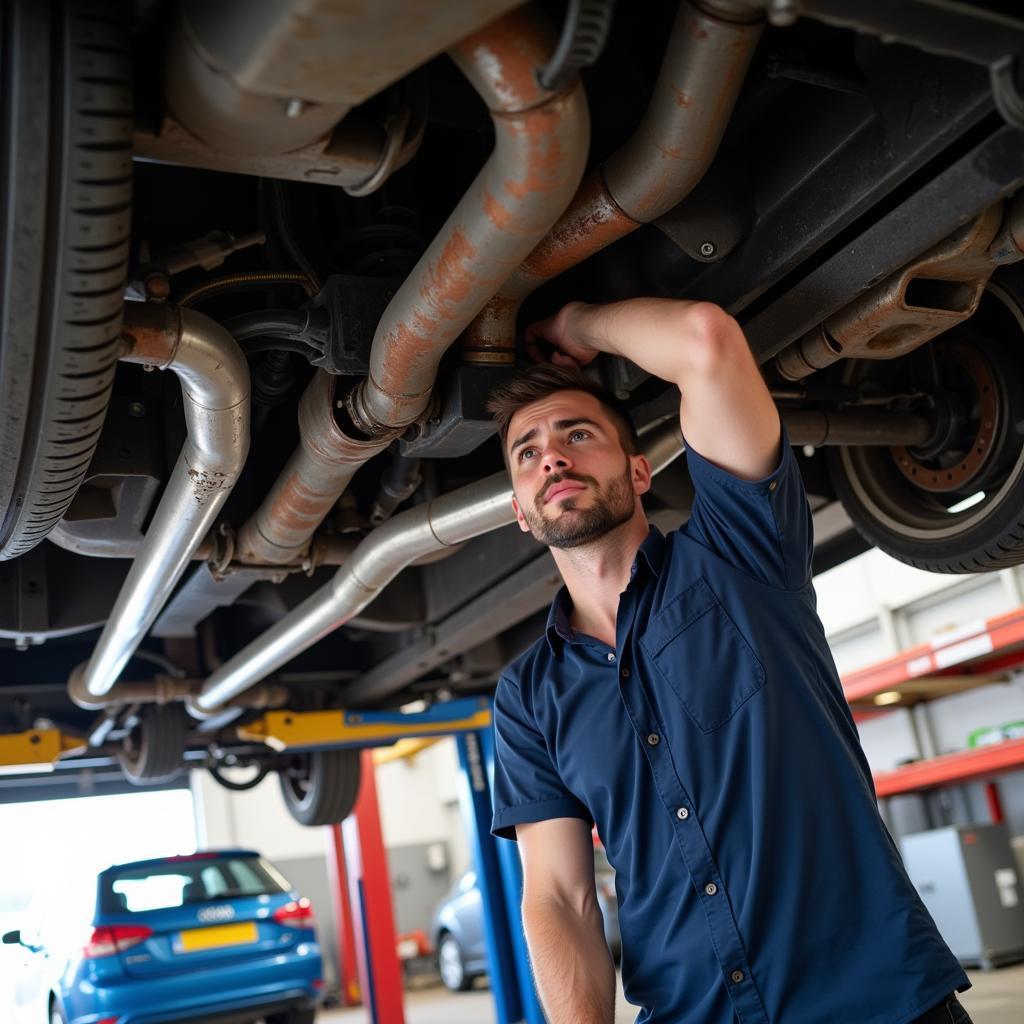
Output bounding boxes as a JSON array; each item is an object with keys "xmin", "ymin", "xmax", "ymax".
[{"xmin": 487, "ymin": 364, "xmax": 639, "ymax": 462}]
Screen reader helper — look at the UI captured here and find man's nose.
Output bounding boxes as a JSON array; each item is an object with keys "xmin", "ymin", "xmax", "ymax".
[{"xmin": 542, "ymin": 448, "xmax": 571, "ymax": 473}]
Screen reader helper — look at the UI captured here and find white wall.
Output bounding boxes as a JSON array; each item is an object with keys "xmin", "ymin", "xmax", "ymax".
[
  {"xmin": 193, "ymin": 737, "xmax": 471, "ymax": 878},
  {"xmin": 375, "ymin": 738, "xmax": 471, "ymax": 878},
  {"xmin": 815, "ymin": 549, "xmax": 1024, "ymax": 793}
]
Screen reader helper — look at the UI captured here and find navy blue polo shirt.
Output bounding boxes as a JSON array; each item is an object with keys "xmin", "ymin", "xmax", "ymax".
[{"xmin": 491, "ymin": 431, "xmax": 967, "ymax": 1024}]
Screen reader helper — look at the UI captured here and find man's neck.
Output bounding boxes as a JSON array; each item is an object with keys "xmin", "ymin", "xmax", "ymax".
[{"xmin": 550, "ymin": 513, "xmax": 650, "ymax": 648}]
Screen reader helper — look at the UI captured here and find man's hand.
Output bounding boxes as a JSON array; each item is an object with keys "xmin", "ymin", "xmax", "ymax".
[
  {"xmin": 523, "ymin": 301, "xmax": 596, "ymax": 369},
  {"xmin": 522, "ymin": 296, "xmax": 781, "ymax": 482}
]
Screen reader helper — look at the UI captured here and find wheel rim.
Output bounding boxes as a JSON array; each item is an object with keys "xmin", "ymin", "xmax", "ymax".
[
  {"xmin": 439, "ymin": 936, "xmax": 464, "ymax": 989},
  {"xmin": 837, "ymin": 284, "xmax": 1024, "ymax": 544}
]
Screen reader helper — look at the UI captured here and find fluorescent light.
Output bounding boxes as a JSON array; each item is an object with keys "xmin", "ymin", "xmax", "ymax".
[{"xmin": 873, "ymin": 690, "xmax": 902, "ymax": 706}]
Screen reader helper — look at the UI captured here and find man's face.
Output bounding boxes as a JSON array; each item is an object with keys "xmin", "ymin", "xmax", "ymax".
[{"xmin": 506, "ymin": 391, "xmax": 650, "ymax": 550}]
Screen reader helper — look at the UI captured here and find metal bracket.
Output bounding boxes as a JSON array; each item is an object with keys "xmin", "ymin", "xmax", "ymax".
[
  {"xmin": 0, "ymin": 728, "xmax": 86, "ymax": 771},
  {"xmin": 237, "ymin": 696, "xmax": 492, "ymax": 751}
]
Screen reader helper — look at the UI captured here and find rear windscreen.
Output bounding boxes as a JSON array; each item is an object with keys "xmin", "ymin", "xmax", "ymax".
[{"xmin": 101, "ymin": 857, "xmax": 289, "ymax": 914}]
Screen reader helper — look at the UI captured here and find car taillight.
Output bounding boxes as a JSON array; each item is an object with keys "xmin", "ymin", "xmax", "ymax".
[
  {"xmin": 83, "ymin": 924, "xmax": 153, "ymax": 958},
  {"xmin": 273, "ymin": 897, "xmax": 315, "ymax": 927}
]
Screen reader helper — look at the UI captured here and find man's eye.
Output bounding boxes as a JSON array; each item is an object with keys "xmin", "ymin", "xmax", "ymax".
[
  {"xmin": 569, "ymin": 430, "xmax": 589, "ymax": 442},
  {"xmin": 519, "ymin": 448, "xmax": 536, "ymax": 461}
]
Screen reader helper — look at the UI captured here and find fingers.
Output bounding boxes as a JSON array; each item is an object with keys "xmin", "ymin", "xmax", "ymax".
[
  {"xmin": 550, "ymin": 350, "xmax": 582, "ymax": 369},
  {"xmin": 523, "ymin": 315, "xmax": 558, "ymax": 364}
]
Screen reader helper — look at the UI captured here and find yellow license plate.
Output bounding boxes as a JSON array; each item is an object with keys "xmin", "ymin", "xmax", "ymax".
[{"xmin": 178, "ymin": 921, "xmax": 258, "ymax": 952}]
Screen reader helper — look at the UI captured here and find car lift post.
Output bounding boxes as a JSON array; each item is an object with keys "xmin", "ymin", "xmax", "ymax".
[
  {"xmin": 342, "ymin": 748, "xmax": 406, "ymax": 1024},
  {"xmin": 475, "ymin": 725, "xmax": 547, "ymax": 1024},
  {"xmin": 238, "ymin": 697, "xmax": 544, "ymax": 1023},
  {"xmin": 455, "ymin": 728, "xmax": 537, "ymax": 1024},
  {"xmin": 325, "ymin": 824, "xmax": 362, "ymax": 1007}
]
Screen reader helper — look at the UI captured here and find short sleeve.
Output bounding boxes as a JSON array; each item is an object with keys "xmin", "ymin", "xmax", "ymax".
[
  {"xmin": 490, "ymin": 673, "xmax": 593, "ymax": 842},
  {"xmin": 683, "ymin": 423, "xmax": 813, "ymax": 590}
]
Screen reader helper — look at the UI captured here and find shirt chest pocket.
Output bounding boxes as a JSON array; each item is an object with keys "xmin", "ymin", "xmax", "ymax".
[{"xmin": 639, "ymin": 577, "xmax": 765, "ymax": 734}]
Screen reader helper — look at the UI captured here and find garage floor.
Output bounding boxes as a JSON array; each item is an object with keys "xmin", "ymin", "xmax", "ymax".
[{"xmin": 318, "ymin": 963, "xmax": 1024, "ymax": 1023}]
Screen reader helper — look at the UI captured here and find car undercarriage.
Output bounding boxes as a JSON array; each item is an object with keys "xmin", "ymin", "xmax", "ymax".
[{"xmin": 3, "ymin": 0, "xmax": 1024, "ymax": 823}]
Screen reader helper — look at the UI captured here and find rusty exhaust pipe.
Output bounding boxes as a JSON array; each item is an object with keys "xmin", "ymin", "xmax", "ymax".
[
  {"xmin": 235, "ymin": 5, "xmax": 591, "ymax": 566},
  {"xmin": 462, "ymin": 0, "xmax": 765, "ymax": 364}
]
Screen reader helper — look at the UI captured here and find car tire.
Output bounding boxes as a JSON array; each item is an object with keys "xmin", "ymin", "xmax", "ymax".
[
  {"xmin": 117, "ymin": 704, "xmax": 187, "ymax": 784},
  {"xmin": 278, "ymin": 748, "xmax": 362, "ymax": 826},
  {"xmin": 827, "ymin": 269, "xmax": 1024, "ymax": 573},
  {"xmin": 437, "ymin": 931, "xmax": 472, "ymax": 992},
  {"xmin": 0, "ymin": 0, "xmax": 132, "ymax": 561}
]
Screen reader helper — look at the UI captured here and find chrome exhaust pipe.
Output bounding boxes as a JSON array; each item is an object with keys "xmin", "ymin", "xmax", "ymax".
[
  {"xmin": 78, "ymin": 303, "xmax": 250, "ymax": 699},
  {"xmin": 191, "ymin": 418, "xmax": 684, "ymax": 715}
]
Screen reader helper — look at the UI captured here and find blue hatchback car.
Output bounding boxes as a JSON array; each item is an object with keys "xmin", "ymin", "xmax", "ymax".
[{"xmin": 3, "ymin": 849, "xmax": 323, "ymax": 1024}]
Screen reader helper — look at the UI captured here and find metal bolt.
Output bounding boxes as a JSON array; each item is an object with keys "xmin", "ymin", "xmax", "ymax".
[
  {"xmin": 285, "ymin": 98, "xmax": 307, "ymax": 119},
  {"xmin": 699, "ymin": 241, "xmax": 716, "ymax": 258},
  {"xmin": 144, "ymin": 273, "xmax": 171, "ymax": 301},
  {"xmin": 14, "ymin": 637, "xmax": 29, "ymax": 651},
  {"xmin": 128, "ymin": 401, "xmax": 146, "ymax": 418}
]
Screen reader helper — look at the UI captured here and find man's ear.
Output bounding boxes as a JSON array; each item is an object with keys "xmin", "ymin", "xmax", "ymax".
[
  {"xmin": 631, "ymin": 454, "xmax": 652, "ymax": 497},
  {"xmin": 511, "ymin": 495, "xmax": 531, "ymax": 533}
]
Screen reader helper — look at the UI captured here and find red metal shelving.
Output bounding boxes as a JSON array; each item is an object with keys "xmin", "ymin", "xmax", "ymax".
[{"xmin": 838, "ymin": 604, "xmax": 1024, "ymax": 796}]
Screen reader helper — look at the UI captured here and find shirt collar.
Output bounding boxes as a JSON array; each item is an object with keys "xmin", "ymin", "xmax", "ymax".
[{"xmin": 543, "ymin": 525, "xmax": 667, "ymax": 655}]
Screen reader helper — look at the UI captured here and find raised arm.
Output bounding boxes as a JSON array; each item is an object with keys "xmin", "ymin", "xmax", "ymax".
[
  {"xmin": 516, "ymin": 816, "xmax": 616, "ymax": 1024},
  {"xmin": 526, "ymin": 298, "xmax": 781, "ymax": 480}
]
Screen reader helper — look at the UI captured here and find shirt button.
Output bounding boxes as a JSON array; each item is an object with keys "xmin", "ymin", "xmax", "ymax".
[
  {"xmin": 731, "ymin": 970, "xmax": 744, "ymax": 984},
  {"xmin": 768, "ymin": 480, "xmax": 778, "ymax": 492},
  {"xmin": 621, "ymin": 667, "xmax": 631, "ymax": 678},
  {"xmin": 676, "ymin": 807, "xmax": 689, "ymax": 821},
  {"xmin": 704, "ymin": 882, "xmax": 718, "ymax": 896},
  {"xmin": 606, "ymin": 652, "xmax": 616, "ymax": 663},
  {"xmin": 646, "ymin": 733, "xmax": 660, "ymax": 746}
]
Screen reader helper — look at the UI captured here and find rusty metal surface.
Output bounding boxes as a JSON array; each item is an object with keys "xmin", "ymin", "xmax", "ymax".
[
  {"xmin": 166, "ymin": 0, "xmax": 522, "ymax": 156},
  {"xmin": 462, "ymin": 0, "xmax": 764, "ymax": 360},
  {"xmin": 182, "ymin": 0, "xmax": 524, "ymax": 107},
  {"xmin": 775, "ymin": 202, "xmax": 1024, "ymax": 380},
  {"xmin": 235, "ymin": 370, "xmax": 390, "ymax": 566},
  {"xmin": 603, "ymin": 1, "xmax": 763, "ymax": 222},
  {"xmin": 134, "ymin": 110, "xmax": 421, "ymax": 190},
  {"xmin": 782, "ymin": 409, "xmax": 933, "ymax": 448},
  {"xmin": 889, "ymin": 341, "xmax": 999, "ymax": 493},
  {"xmin": 119, "ymin": 302, "xmax": 182, "ymax": 368},
  {"xmin": 231, "ymin": 7, "xmax": 589, "ymax": 566},
  {"xmin": 349, "ymin": 5, "xmax": 590, "ymax": 430}
]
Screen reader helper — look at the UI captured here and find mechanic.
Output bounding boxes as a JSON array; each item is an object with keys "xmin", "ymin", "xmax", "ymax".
[{"xmin": 486, "ymin": 298, "xmax": 970, "ymax": 1024}]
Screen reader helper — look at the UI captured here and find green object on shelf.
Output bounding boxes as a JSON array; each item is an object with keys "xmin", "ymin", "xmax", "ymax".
[
  {"xmin": 967, "ymin": 725, "xmax": 1002, "ymax": 748},
  {"xmin": 1002, "ymin": 720, "xmax": 1024, "ymax": 741}
]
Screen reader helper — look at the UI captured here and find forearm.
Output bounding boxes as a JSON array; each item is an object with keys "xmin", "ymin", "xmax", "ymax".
[
  {"xmin": 522, "ymin": 894, "xmax": 616, "ymax": 1024},
  {"xmin": 562, "ymin": 297, "xmax": 740, "ymax": 387}
]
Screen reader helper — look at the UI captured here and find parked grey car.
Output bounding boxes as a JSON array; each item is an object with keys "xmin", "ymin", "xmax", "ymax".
[{"xmin": 431, "ymin": 849, "xmax": 620, "ymax": 992}]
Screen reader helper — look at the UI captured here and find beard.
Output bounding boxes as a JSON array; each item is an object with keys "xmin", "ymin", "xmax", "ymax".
[{"xmin": 521, "ymin": 463, "xmax": 636, "ymax": 550}]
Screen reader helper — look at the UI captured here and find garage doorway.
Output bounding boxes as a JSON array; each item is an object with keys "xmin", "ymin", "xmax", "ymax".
[{"xmin": 0, "ymin": 788, "xmax": 197, "ymax": 945}]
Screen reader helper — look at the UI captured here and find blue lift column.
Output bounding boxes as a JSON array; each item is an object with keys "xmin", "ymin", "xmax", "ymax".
[
  {"xmin": 455, "ymin": 725, "xmax": 545, "ymax": 1024},
  {"xmin": 479, "ymin": 725, "xmax": 546, "ymax": 1024}
]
